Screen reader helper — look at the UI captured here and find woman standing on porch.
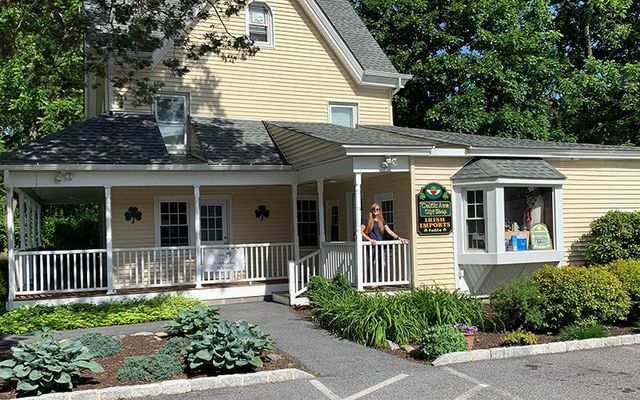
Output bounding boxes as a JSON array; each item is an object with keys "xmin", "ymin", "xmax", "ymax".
[{"xmin": 360, "ymin": 203, "xmax": 407, "ymax": 245}]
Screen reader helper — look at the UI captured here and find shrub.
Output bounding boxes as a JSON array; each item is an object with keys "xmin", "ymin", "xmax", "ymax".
[
  {"xmin": 156, "ymin": 336, "xmax": 192, "ymax": 357},
  {"xmin": 42, "ymin": 204, "xmax": 100, "ymax": 250},
  {"xmin": 184, "ymin": 319, "xmax": 273, "ymax": 372},
  {"xmin": 502, "ymin": 330, "xmax": 538, "ymax": 346},
  {"xmin": 307, "ymin": 276, "xmax": 486, "ymax": 348},
  {"xmin": 585, "ymin": 210, "xmax": 640, "ymax": 265},
  {"xmin": 606, "ymin": 259, "xmax": 640, "ymax": 318},
  {"xmin": 116, "ymin": 354, "xmax": 183, "ymax": 382},
  {"xmin": 558, "ymin": 323, "xmax": 609, "ymax": 341},
  {"xmin": 0, "ymin": 330, "xmax": 103, "ymax": 395},
  {"xmin": 490, "ymin": 277, "xmax": 545, "ymax": 331},
  {"xmin": 418, "ymin": 325, "xmax": 468, "ymax": 360},
  {"xmin": 69, "ymin": 332, "xmax": 121, "ymax": 358},
  {"xmin": 0, "ymin": 295, "xmax": 204, "ymax": 335},
  {"xmin": 0, "ymin": 260, "xmax": 7, "ymax": 301},
  {"xmin": 164, "ymin": 304, "xmax": 220, "ymax": 336},
  {"xmin": 532, "ymin": 266, "xmax": 630, "ymax": 330}
]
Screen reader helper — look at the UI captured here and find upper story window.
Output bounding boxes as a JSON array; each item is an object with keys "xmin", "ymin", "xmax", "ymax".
[
  {"xmin": 248, "ymin": 3, "xmax": 273, "ymax": 46},
  {"xmin": 154, "ymin": 94, "xmax": 188, "ymax": 152},
  {"xmin": 329, "ymin": 102, "xmax": 358, "ymax": 128}
]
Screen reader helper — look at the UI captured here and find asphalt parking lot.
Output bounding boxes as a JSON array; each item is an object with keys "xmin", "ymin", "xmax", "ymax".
[{"xmin": 146, "ymin": 302, "xmax": 640, "ymax": 400}]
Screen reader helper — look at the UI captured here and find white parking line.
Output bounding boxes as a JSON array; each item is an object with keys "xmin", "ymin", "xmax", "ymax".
[
  {"xmin": 444, "ymin": 366, "xmax": 523, "ymax": 400},
  {"xmin": 453, "ymin": 384, "xmax": 488, "ymax": 400},
  {"xmin": 310, "ymin": 374, "xmax": 409, "ymax": 400}
]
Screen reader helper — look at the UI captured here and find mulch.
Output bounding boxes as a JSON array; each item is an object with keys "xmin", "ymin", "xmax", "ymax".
[{"xmin": 0, "ymin": 334, "xmax": 305, "ymax": 399}]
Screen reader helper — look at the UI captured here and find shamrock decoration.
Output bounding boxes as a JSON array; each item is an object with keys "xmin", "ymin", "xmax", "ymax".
[
  {"xmin": 419, "ymin": 193, "xmax": 426, "ymax": 200},
  {"xmin": 255, "ymin": 205, "xmax": 270, "ymax": 220},
  {"xmin": 125, "ymin": 207, "xmax": 142, "ymax": 224}
]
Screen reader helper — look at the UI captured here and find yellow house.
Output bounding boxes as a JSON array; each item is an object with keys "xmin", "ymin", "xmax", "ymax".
[{"xmin": 2, "ymin": 0, "xmax": 640, "ymax": 309}]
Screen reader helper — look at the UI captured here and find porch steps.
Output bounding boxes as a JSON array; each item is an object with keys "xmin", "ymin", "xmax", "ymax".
[{"xmin": 272, "ymin": 291, "xmax": 309, "ymax": 306}]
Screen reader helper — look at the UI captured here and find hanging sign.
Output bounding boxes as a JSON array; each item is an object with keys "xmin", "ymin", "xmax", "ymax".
[
  {"xmin": 202, "ymin": 248, "xmax": 245, "ymax": 272},
  {"xmin": 417, "ymin": 182, "xmax": 452, "ymax": 235},
  {"xmin": 530, "ymin": 223, "xmax": 552, "ymax": 250}
]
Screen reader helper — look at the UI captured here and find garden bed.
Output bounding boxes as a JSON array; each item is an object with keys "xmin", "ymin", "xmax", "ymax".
[{"xmin": 0, "ymin": 332, "xmax": 303, "ymax": 399}]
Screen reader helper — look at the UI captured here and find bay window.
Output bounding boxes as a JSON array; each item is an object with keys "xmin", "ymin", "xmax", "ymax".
[{"xmin": 465, "ymin": 190, "xmax": 486, "ymax": 250}]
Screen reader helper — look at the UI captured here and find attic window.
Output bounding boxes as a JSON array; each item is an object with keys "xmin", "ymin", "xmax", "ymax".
[
  {"xmin": 329, "ymin": 102, "xmax": 358, "ymax": 128},
  {"xmin": 248, "ymin": 3, "xmax": 273, "ymax": 46},
  {"xmin": 154, "ymin": 94, "xmax": 188, "ymax": 152}
]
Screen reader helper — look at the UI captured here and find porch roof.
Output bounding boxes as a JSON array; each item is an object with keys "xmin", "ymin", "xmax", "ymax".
[{"xmin": 0, "ymin": 114, "xmax": 288, "ymax": 167}]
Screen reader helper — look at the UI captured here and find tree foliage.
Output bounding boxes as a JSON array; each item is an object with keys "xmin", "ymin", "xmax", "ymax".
[{"xmin": 352, "ymin": 0, "xmax": 640, "ymax": 145}]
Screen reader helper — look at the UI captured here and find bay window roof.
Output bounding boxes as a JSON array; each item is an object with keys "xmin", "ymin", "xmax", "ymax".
[{"xmin": 452, "ymin": 158, "xmax": 566, "ymax": 182}]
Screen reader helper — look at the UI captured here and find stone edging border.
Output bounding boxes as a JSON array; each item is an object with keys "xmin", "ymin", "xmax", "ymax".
[
  {"xmin": 19, "ymin": 368, "xmax": 313, "ymax": 400},
  {"xmin": 432, "ymin": 333, "xmax": 640, "ymax": 366}
]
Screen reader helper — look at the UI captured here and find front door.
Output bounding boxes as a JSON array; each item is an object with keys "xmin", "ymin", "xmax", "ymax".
[{"xmin": 200, "ymin": 200, "xmax": 228, "ymax": 244}]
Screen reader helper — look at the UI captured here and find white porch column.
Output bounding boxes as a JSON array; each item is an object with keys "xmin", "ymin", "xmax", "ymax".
[
  {"xmin": 291, "ymin": 183, "xmax": 299, "ymax": 260},
  {"xmin": 354, "ymin": 173, "xmax": 363, "ymax": 291},
  {"xmin": 36, "ymin": 204, "xmax": 42, "ymax": 247},
  {"xmin": 104, "ymin": 186, "xmax": 115, "ymax": 294},
  {"xmin": 316, "ymin": 179, "xmax": 325, "ymax": 244},
  {"xmin": 18, "ymin": 193, "xmax": 24, "ymax": 250},
  {"xmin": 194, "ymin": 184, "xmax": 203, "ymax": 288},
  {"xmin": 5, "ymin": 173, "xmax": 16, "ymax": 308}
]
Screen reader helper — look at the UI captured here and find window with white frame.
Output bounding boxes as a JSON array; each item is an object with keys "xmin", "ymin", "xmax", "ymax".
[
  {"xmin": 297, "ymin": 199, "xmax": 318, "ymax": 247},
  {"xmin": 504, "ymin": 186, "xmax": 554, "ymax": 251},
  {"xmin": 329, "ymin": 103, "xmax": 358, "ymax": 128},
  {"xmin": 159, "ymin": 201, "xmax": 189, "ymax": 247},
  {"xmin": 247, "ymin": 2, "xmax": 273, "ymax": 45},
  {"xmin": 328, "ymin": 202, "xmax": 339, "ymax": 241},
  {"xmin": 465, "ymin": 190, "xmax": 486, "ymax": 250},
  {"xmin": 154, "ymin": 94, "xmax": 188, "ymax": 150},
  {"xmin": 374, "ymin": 193, "xmax": 394, "ymax": 240}
]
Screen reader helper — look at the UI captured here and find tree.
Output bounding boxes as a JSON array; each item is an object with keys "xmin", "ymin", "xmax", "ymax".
[{"xmin": 0, "ymin": 0, "xmax": 258, "ymax": 148}]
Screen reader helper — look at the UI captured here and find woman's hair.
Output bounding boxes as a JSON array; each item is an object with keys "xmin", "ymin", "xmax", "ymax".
[{"xmin": 365, "ymin": 202, "xmax": 385, "ymax": 234}]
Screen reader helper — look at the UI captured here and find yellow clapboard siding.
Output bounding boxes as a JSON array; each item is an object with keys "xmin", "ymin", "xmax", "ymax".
[
  {"xmin": 411, "ymin": 157, "xmax": 470, "ymax": 289},
  {"xmin": 112, "ymin": 185, "xmax": 293, "ymax": 248},
  {"xmin": 112, "ymin": 0, "xmax": 393, "ymax": 124},
  {"xmin": 549, "ymin": 159, "xmax": 640, "ymax": 265}
]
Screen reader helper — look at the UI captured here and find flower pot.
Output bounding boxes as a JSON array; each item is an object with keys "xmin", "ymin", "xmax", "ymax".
[{"xmin": 463, "ymin": 333, "xmax": 475, "ymax": 351}]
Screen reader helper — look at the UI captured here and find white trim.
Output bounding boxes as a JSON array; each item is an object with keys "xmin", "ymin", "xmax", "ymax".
[
  {"xmin": 316, "ymin": 179, "xmax": 325, "ymax": 244},
  {"xmin": 105, "ymin": 186, "xmax": 114, "ymax": 294},
  {"xmin": 246, "ymin": 1, "xmax": 275, "ymax": 48},
  {"xmin": 343, "ymin": 145, "xmax": 432, "ymax": 157},
  {"xmin": 328, "ymin": 101, "xmax": 358, "ymax": 128},
  {"xmin": 154, "ymin": 196, "xmax": 195, "ymax": 247},
  {"xmin": 354, "ymin": 173, "xmax": 363, "ymax": 290},
  {"xmin": 200, "ymin": 198, "xmax": 230, "ymax": 244},
  {"xmin": 467, "ymin": 147, "xmax": 640, "ymax": 160},
  {"xmin": 5, "ymin": 171, "xmax": 15, "ymax": 307},
  {"xmin": 9, "ymin": 170, "xmax": 297, "ymax": 188},
  {"xmin": 457, "ymin": 250, "xmax": 564, "ymax": 265},
  {"xmin": 453, "ymin": 177, "xmax": 565, "ymax": 187}
]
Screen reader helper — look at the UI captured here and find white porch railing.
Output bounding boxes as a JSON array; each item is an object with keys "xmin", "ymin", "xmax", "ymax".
[
  {"xmin": 201, "ymin": 242, "xmax": 294, "ymax": 282},
  {"xmin": 361, "ymin": 240, "xmax": 411, "ymax": 286},
  {"xmin": 288, "ymin": 240, "xmax": 411, "ymax": 304},
  {"xmin": 15, "ymin": 249, "xmax": 108, "ymax": 294},
  {"xmin": 288, "ymin": 250, "xmax": 320, "ymax": 300},
  {"xmin": 320, "ymin": 242, "xmax": 356, "ymax": 283},
  {"xmin": 113, "ymin": 246, "xmax": 197, "ymax": 289}
]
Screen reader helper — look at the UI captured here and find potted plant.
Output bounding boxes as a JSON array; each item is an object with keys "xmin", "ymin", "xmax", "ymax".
[{"xmin": 455, "ymin": 323, "xmax": 478, "ymax": 351}]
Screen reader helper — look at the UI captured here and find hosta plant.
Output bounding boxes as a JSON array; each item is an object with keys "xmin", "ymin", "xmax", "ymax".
[
  {"xmin": 0, "ymin": 330, "xmax": 103, "ymax": 395},
  {"xmin": 165, "ymin": 305, "xmax": 221, "ymax": 336},
  {"xmin": 185, "ymin": 319, "xmax": 273, "ymax": 372}
]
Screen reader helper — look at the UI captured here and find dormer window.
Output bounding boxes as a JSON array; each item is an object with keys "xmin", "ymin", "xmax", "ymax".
[
  {"xmin": 248, "ymin": 3, "xmax": 273, "ymax": 46},
  {"xmin": 154, "ymin": 94, "xmax": 188, "ymax": 152}
]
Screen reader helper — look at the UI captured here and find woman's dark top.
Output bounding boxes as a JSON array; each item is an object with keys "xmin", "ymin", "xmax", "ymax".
[{"xmin": 362, "ymin": 218, "xmax": 387, "ymax": 241}]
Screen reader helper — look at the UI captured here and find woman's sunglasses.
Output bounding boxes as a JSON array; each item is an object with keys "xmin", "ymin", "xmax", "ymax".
[{"xmin": 371, "ymin": 208, "xmax": 380, "ymax": 211}]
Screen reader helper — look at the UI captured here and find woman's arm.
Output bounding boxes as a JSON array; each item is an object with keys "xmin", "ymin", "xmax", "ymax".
[
  {"xmin": 360, "ymin": 224, "xmax": 372, "ymax": 241},
  {"xmin": 384, "ymin": 225, "xmax": 408, "ymax": 243}
]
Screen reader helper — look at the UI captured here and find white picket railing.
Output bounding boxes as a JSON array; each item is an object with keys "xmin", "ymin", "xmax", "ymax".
[
  {"xmin": 201, "ymin": 242, "xmax": 294, "ymax": 282},
  {"xmin": 113, "ymin": 246, "xmax": 197, "ymax": 289},
  {"xmin": 321, "ymin": 242, "xmax": 356, "ymax": 284},
  {"xmin": 15, "ymin": 249, "xmax": 108, "ymax": 294},
  {"xmin": 361, "ymin": 240, "xmax": 411, "ymax": 286},
  {"xmin": 288, "ymin": 250, "xmax": 321, "ymax": 300}
]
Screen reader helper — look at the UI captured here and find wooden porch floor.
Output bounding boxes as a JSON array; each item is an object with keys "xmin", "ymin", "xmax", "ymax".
[{"xmin": 14, "ymin": 279, "xmax": 288, "ymax": 301}]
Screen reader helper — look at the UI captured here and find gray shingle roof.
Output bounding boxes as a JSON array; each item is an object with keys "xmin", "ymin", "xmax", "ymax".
[
  {"xmin": 0, "ymin": 115, "xmax": 289, "ymax": 166},
  {"xmin": 365, "ymin": 125, "xmax": 639, "ymax": 151},
  {"xmin": 315, "ymin": 0, "xmax": 398, "ymax": 74},
  {"xmin": 0, "ymin": 114, "xmax": 171, "ymax": 165},
  {"xmin": 192, "ymin": 118, "xmax": 287, "ymax": 165},
  {"xmin": 267, "ymin": 121, "xmax": 429, "ymax": 146},
  {"xmin": 452, "ymin": 158, "xmax": 566, "ymax": 181}
]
